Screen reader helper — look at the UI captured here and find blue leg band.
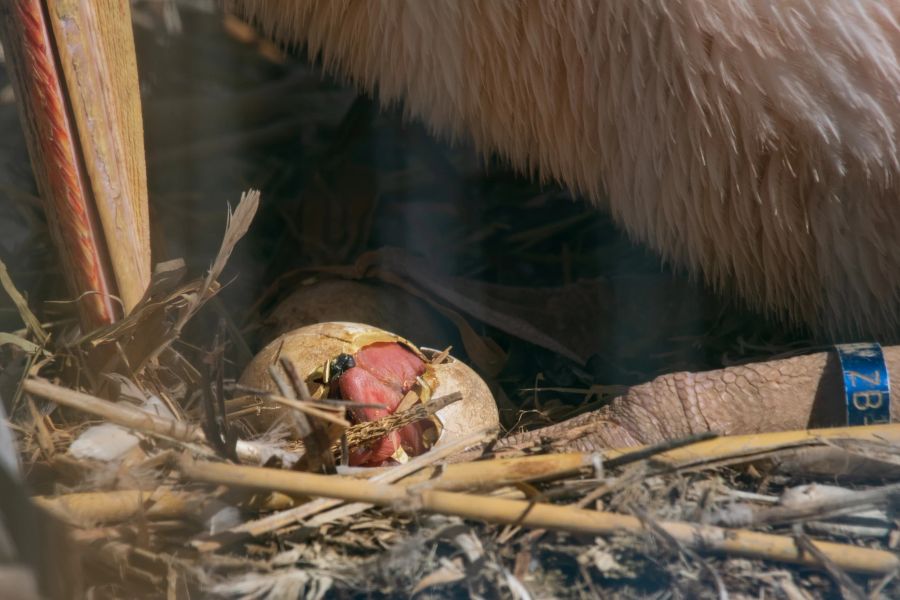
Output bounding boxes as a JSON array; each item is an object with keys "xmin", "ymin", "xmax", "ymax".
[{"xmin": 835, "ymin": 343, "xmax": 891, "ymax": 426}]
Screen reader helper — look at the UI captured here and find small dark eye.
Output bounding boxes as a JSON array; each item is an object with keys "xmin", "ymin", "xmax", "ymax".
[{"xmin": 329, "ymin": 353, "xmax": 356, "ymax": 380}]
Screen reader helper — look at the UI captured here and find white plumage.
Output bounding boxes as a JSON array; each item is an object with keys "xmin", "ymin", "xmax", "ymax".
[{"xmin": 231, "ymin": 0, "xmax": 900, "ymax": 339}]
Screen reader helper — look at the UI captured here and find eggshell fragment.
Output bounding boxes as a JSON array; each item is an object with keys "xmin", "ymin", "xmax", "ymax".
[{"xmin": 423, "ymin": 349, "xmax": 499, "ymax": 447}]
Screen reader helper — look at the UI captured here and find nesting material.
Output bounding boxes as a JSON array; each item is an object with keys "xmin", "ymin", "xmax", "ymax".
[{"xmin": 4, "ymin": 188, "xmax": 900, "ymax": 597}]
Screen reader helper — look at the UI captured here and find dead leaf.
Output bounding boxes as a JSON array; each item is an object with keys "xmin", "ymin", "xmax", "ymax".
[
  {"xmin": 195, "ymin": 189, "xmax": 260, "ymax": 314},
  {"xmin": 411, "ymin": 559, "xmax": 465, "ymax": 595}
]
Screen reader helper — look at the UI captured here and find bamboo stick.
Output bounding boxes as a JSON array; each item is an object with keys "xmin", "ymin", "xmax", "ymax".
[{"xmin": 178, "ymin": 456, "xmax": 900, "ymax": 575}]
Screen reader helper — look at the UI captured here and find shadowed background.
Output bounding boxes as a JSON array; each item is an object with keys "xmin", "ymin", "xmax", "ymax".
[{"xmin": 0, "ymin": 3, "xmax": 810, "ymax": 429}]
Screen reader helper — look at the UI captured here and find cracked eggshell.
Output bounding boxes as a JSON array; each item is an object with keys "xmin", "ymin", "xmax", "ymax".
[
  {"xmin": 238, "ymin": 322, "xmax": 499, "ymax": 449},
  {"xmin": 261, "ymin": 279, "xmax": 454, "ymax": 350},
  {"xmin": 423, "ymin": 348, "xmax": 500, "ymax": 446}
]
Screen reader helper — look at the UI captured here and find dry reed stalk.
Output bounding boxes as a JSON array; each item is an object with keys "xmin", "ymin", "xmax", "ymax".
[
  {"xmin": 602, "ymin": 422, "xmax": 900, "ymax": 469},
  {"xmin": 25, "ymin": 378, "xmax": 276, "ymax": 465},
  {"xmin": 339, "ymin": 391, "xmax": 462, "ymax": 451},
  {"xmin": 191, "ymin": 429, "xmax": 494, "ymax": 552},
  {"xmin": 265, "ymin": 393, "xmax": 350, "ymax": 428},
  {"xmin": 714, "ymin": 481, "xmax": 900, "ymax": 528},
  {"xmin": 32, "ymin": 488, "xmax": 299, "ymax": 526},
  {"xmin": 33, "ymin": 488, "xmax": 192, "ymax": 524},
  {"xmin": 386, "ymin": 452, "xmax": 593, "ymax": 492},
  {"xmin": 23, "ymin": 378, "xmax": 204, "ymax": 445},
  {"xmin": 179, "ymin": 455, "xmax": 900, "ymax": 575}
]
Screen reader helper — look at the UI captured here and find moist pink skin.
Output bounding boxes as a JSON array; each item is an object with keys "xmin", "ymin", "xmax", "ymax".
[
  {"xmin": 337, "ymin": 342, "xmax": 427, "ymax": 466},
  {"xmin": 340, "ymin": 367, "xmax": 397, "ymax": 421},
  {"xmin": 353, "ymin": 342, "xmax": 425, "ymax": 393}
]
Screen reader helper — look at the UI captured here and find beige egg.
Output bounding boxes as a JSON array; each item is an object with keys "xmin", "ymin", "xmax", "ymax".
[
  {"xmin": 261, "ymin": 279, "xmax": 455, "ymax": 350},
  {"xmin": 238, "ymin": 322, "xmax": 498, "ymax": 455}
]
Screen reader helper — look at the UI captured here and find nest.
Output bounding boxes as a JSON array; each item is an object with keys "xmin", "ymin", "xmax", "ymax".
[
  {"xmin": 0, "ymin": 192, "xmax": 896, "ymax": 599},
  {"xmin": 1, "ymin": 5, "xmax": 898, "ymax": 599}
]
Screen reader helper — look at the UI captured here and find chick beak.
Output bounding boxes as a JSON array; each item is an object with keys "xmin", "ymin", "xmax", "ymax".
[{"xmin": 0, "ymin": 0, "xmax": 150, "ymax": 330}]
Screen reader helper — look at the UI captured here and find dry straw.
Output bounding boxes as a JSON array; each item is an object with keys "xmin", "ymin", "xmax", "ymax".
[{"xmin": 179, "ymin": 455, "xmax": 900, "ymax": 575}]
